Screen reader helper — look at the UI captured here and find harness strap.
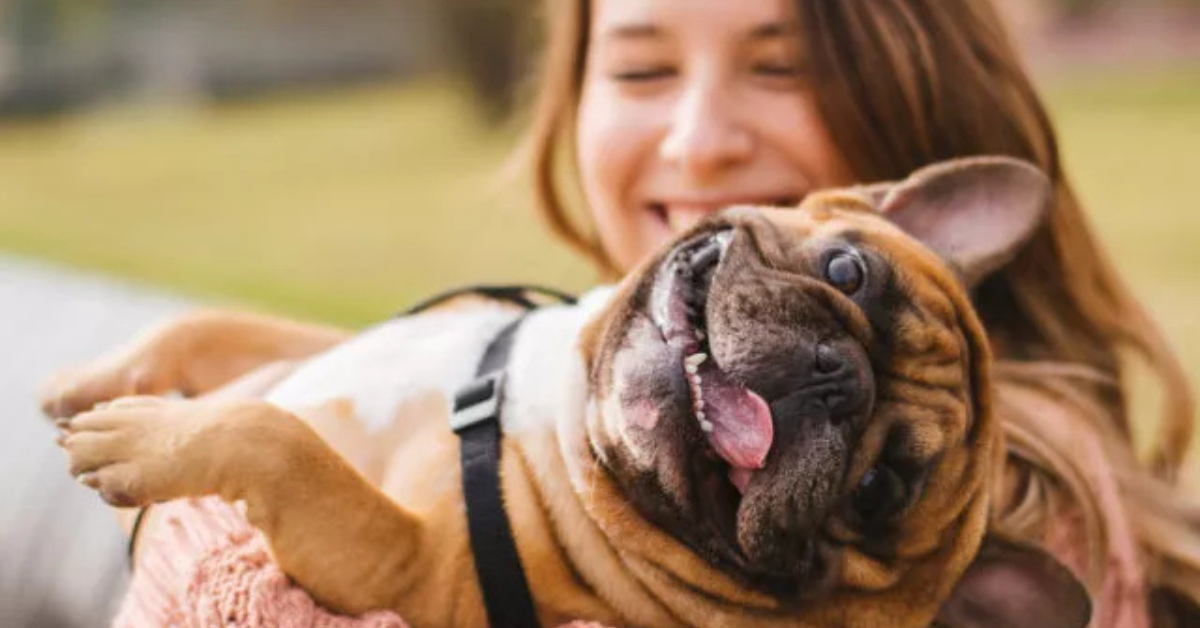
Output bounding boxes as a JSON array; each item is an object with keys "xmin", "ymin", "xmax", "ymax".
[
  {"xmin": 451, "ymin": 316, "xmax": 540, "ymax": 628},
  {"xmin": 401, "ymin": 284, "xmax": 577, "ymax": 317},
  {"xmin": 449, "ymin": 284, "xmax": 577, "ymax": 628}
]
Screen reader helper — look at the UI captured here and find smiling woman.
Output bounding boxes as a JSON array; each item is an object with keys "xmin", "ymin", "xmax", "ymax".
[{"xmin": 25, "ymin": 0, "xmax": 1200, "ymax": 627}]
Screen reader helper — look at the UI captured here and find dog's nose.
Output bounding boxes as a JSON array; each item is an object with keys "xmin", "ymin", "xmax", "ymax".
[
  {"xmin": 812, "ymin": 341, "xmax": 859, "ymax": 417},
  {"xmin": 767, "ymin": 340, "xmax": 871, "ymax": 430},
  {"xmin": 814, "ymin": 342, "xmax": 848, "ymax": 375}
]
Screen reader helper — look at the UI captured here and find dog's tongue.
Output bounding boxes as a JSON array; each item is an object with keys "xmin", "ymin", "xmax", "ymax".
[{"xmin": 699, "ymin": 368, "xmax": 774, "ymax": 473}]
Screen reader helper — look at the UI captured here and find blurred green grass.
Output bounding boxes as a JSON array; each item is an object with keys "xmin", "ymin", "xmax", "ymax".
[
  {"xmin": 0, "ymin": 71, "xmax": 1197, "ymax": 443},
  {"xmin": 0, "ymin": 81, "xmax": 594, "ymax": 326}
]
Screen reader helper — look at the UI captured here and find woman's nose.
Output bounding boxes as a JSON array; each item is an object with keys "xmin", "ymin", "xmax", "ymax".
[{"xmin": 658, "ymin": 84, "xmax": 754, "ymax": 182}]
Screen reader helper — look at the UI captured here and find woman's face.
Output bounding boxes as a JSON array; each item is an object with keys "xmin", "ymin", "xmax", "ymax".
[{"xmin": 577, "ymin": 0, "xmax": 853, "ymax": 272}]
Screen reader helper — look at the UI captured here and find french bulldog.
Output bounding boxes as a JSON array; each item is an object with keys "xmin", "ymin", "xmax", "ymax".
[{"xmin": 50, "ymin": 157, "xmax": 1091, "ymax": 628}]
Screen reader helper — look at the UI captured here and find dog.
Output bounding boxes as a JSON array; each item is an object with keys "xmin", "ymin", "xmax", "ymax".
[{"xmin": 48, "ymin": 157, "xmax": 1091, "ymax": 628}]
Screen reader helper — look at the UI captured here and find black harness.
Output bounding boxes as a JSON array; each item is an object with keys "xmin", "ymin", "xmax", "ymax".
[
  {"xmin": 411, "ymin": 285, "xmax": 575, "ymax": 628},
  {"xmin": 129, "ymin": 284, "xmax": 576, "ymax": 628}
]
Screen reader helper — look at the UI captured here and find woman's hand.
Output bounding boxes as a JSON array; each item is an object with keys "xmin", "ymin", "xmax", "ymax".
[{"xmin": 40, "ymin": 309, "xmax": 350, "ymax": 418}]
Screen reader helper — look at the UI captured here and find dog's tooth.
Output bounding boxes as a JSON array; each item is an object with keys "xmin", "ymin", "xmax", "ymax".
[
  {"xmin": 685, "ymin": 353, "xmax": 707, "ymax": 367},
  {"xmin": 685, "ymin": 362, "xmax": 698, "ymax": 375},
  {"xmin": 699, "ymin": 419, "xmax": 714, "ymax": 433}
]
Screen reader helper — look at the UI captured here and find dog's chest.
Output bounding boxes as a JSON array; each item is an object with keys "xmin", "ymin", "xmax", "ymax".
[
  {"xmin": 264, "ymin": 304, "xmax": 520, "ymax": 433},
  {"xmin": 264, "ymin": 289, "xmax": 610, "ymax": 438},
  {"xmin": 257, "ymin": 291, "xmax": 609, "ymax": 537}
]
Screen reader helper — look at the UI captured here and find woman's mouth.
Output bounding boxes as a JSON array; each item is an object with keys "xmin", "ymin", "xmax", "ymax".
[{"xmin": 647, "ymin": 196, "xmax": 803, "ymax": 234}]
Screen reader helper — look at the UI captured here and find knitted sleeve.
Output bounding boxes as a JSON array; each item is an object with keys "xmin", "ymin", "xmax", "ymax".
[
  {"xmin": 115, "ymin": 497, "xmax": 406, "ymax": 628},
  {"xmin": 115, "ymin": 497, "xmax": 615, "ymax": 628}
]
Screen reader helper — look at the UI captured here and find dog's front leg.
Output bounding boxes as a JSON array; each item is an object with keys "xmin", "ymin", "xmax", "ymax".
[
  {"xmin": 41, "ymin": 309, "xmax": 350, "ymax": 419},
  {"xmin": 57, "ymin": 396, "xmax": 424, "ymax": 615}
]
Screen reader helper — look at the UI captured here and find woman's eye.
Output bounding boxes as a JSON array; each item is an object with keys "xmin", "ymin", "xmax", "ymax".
[
  {"xmin": 852, "ymin": 466, "xmax": 909, "ymax": 524},
  {"xmin": 753, "ymin": 64, "xmax": 804, "ymax": 79},
  {"xmin": 611, "ymin": 67, "xmax": 676, "ymax": 83},
  {"xmin": 824, "ymin": 251, "xmax": 866, "ymax": 294}
]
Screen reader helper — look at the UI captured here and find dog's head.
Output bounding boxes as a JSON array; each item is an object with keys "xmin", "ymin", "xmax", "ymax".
[{"xmin": 578, "ymin": 157, "xmax": 1090, "ymax": 628}]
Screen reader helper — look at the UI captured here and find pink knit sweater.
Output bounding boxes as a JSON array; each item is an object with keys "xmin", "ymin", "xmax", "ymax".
[
  {"xmin": 115, "ymin": 498, "xmax": 406, "ymax": 628},
  {"xmin": 117, "ymin": 493, "xmax": 1146, "ymax": 628},
  {"xmin": 116, "ymin": 498, "xmax": 607, "ymax": 628}
]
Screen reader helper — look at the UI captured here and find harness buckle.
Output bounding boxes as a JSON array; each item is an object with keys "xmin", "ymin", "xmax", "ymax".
[{"xmin": 450, "ymin": 371, "xmax": 506, "ymax": 433}]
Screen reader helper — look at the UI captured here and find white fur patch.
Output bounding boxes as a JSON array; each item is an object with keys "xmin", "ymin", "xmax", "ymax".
[
  {"xmin": 503, "ymin": 286, "xmax": 615, "ymax": 436},
  {"xmin": 266, "ymin": 304, "xmax": 517, "ymax": 432},
  {"xmin": 265, "ymin": 286, "xmax": 616, "ymax": 435}
]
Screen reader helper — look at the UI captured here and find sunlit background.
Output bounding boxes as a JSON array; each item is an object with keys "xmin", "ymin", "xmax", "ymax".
[
  {"xmin": 0, "ymin": 1, "xmax": 1197, "ymax": 414},
  {"xmin": 4, "ymin": 0, "xmax": 1198, "ymax": 408},
  {"xmin": 0, "ymin": 0, "xmax": 1194, "ymax": 313},
  {"xmin": 0, "ymin": 1, "xmax": 1197, "ymax": 626}
]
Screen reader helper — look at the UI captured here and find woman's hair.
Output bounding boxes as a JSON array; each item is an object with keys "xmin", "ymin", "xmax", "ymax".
[{"xmin": 522, "ymin": 0, "xmax": 1199, "ymax": 621}]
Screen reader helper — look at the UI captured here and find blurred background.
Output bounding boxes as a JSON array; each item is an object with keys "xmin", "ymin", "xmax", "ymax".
[
  {"xmin": 0, "ymin": 0, "xmax": 1195, "ymax": 320},
  {"xmin": 0, "ymin": 0, "xmax": 1197, "ymax": 626},
  {"xmin": 0, "ymin": 0, "xmax": 1197, "ymax": 323}
]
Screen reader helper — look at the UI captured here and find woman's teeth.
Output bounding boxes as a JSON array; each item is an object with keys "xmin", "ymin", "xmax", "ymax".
[{"xmin": 650, "ymin": 197, "xmax": 803, "ymax": 230}]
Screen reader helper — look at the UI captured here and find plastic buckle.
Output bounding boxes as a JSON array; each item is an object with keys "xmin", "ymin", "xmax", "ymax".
[{"xmin": 450, "ymin": 371, "xmax": 506, "ymax": 433}]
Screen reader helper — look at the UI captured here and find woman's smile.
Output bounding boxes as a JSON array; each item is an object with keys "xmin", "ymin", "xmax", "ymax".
[
  {"xmin": 645, "ymin": 193, "xmax": 805, "ymax": 234},
  {"xmin": 576, "ymin": 0, "xmax": 852, "ymax": 273}
]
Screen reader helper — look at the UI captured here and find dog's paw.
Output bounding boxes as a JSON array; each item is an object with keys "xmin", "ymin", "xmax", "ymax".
[
  {"xmin": 56, "ymin": 397, "xmax": 262, "ymax": 507},
  {"xmin": 56, "ymin": 396, "xmax": 185, "ymax": 507}
]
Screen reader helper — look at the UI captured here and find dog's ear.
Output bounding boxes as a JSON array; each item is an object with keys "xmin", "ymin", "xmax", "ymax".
[
  {"xmin": 873, "ymin": 156, "xmax": 1052, "ymax": 287},
  {"xmin": 935, "ymin": 535, "xmax": 1092, "ymax": 628}
]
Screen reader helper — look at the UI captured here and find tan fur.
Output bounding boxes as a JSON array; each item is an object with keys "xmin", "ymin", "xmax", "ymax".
[
  {"xmin": 52, "ymin": 203, "xmax": 1004, "ymax": 628},
  {"xmin": 41, "ymin": 309, "xmax": 350, "ymax": 419}
]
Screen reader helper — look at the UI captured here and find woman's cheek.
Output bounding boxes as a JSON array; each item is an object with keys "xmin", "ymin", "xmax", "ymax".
[
  {"xmin": 577, "ymin": 91, "xmax": 669, "ymax": 269},
  {"xmin": 580, "ymin": 90, "xmax": 658, "ymax": 194},
  {"xmin": 759, "ymin": 92, "xmax": 853, "ymax": 188}
]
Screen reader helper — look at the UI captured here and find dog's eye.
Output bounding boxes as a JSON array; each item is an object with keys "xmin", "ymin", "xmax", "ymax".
[
  {"xmin": 853, "ymin": 466, "xmax": 908, "ymax": 524},
  {"xmin": 824, "ymin": 251, "xmax": 865, "ymax": 294}
]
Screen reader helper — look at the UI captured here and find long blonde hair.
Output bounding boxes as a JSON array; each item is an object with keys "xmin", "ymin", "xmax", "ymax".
[{"xmin": 521, "ymin": 0, "xmax": 1199, "ymax": 623}]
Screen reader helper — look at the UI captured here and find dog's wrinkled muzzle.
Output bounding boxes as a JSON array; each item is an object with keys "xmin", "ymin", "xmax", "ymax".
[{"xmin": 621, "ymin": 219, "xmax": 878, "ymax": 588}]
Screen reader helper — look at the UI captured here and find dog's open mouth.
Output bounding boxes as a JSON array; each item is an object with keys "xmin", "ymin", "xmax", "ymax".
[{"xmin": 650, "ymin": 229, "xmax": 775, "ymax": 498}]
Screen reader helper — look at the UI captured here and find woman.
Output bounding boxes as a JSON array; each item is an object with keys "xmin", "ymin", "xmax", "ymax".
[{"xmin": 44, "ymin": 0, "xmax": 1199, "ymax": 626}]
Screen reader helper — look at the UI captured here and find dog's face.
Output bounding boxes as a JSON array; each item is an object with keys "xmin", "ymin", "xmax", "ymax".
[{"xmin": 577, "ymin": 158, "xmax": 1090, "ymax": 628}]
